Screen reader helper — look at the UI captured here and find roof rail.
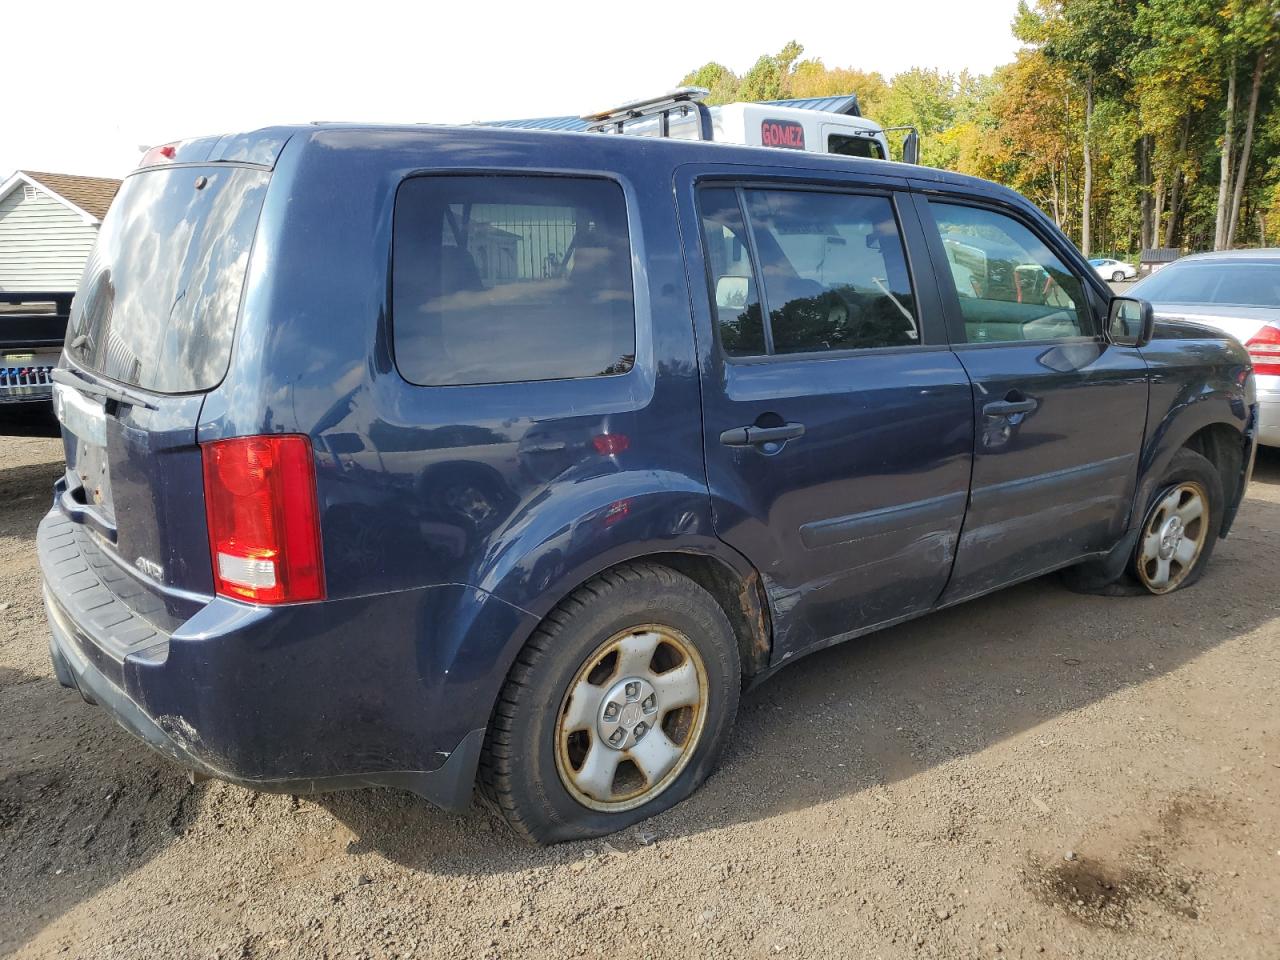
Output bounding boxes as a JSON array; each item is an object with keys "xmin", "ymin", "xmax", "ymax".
[{"xmin": 580, "ymin": 87, "xmax": 714, "ymax": 141}]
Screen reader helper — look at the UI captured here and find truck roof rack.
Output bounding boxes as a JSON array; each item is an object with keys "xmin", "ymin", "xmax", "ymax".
[{"xmin": 580, "ymin": 87, "xmax": 714, "ymax": 141}]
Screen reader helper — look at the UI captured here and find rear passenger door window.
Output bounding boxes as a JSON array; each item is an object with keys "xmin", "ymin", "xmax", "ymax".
[
  {"xmin": 698, "ymin": 186, "xmax": 918, "ymax": 357},
  {"xmin": 392, "ymin": 176, "xmax": 635, "ymax": 386},
  {"xmin": 929, "ymin": 202, "xmax": 1092, "ymax": 343}
]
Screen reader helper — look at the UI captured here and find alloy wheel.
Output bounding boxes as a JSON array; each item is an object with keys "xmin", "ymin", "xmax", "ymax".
[
  {"xmin": 1136, "ymin": 482, "xmax": 1209, "ymax": 594},
  {"xmin": 555, "ymin": 625, "xmax": 709, "ymax": 812}
]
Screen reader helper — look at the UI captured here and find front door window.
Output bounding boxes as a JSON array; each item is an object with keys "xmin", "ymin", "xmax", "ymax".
[{"xmin": 931, "ymin": 203, "xmax": 1092, "ymax": 343}]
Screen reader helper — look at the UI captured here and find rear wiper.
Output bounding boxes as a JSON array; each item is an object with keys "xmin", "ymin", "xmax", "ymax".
[{"xmin": 52, "ymin": 367, "xmax": 159, "ymax": 411}]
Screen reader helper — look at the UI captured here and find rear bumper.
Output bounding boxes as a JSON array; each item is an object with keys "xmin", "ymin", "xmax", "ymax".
[
  {"xmin": 1256, "ymin": 377, "xmax": 1279, "ymax": 447},
  {"xmin": 37, "ymin": 509, "xmax": 528, "ymax": 811},
  {"xmin": 44, "ymin": 594, "xmax": 484, "ymax": 806}
]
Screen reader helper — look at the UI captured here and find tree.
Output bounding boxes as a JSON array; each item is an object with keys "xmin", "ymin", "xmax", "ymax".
[
  {"xmin": 673, "ymin": 9, "xmax": 1280, "ymax": 255},
  {"xmin": 679, "ymin": 62, "xmax": 741, "ymax": 105},
  {"xmin": 1024, "ymin": 0, "xmax": 1140, "ymax": 257},
  {"xmin": 790, "ymin": 61, "xmax": 888, "ymax": 115},
  {"xmin": 1225, "ymin": 0, "xmax": 1280, "ymax": 246},
  {"xmin": 738, "ymin": 41, "xmax": 804, "ymax": 102}
]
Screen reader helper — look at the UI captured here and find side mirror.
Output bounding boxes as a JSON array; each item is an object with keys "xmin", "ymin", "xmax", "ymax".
[
  {"xmin": 1107, "ymin": 296, "xmax": 1155, "ymax": 348},
  {"xmin": 901, "ymin": 130, "xmax": 920, "ymax": 165},
  {"xmin": 715, "ymin": 276, "xmax": 749, "ymax": 310}
]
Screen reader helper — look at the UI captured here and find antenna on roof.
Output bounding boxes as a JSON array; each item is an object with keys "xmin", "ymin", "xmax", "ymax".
[{"xmin": 580, "ymin": 87, "xmax": 714, "ymax": 141}]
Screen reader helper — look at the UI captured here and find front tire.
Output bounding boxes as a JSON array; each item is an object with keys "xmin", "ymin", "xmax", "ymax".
[
  {"xmin": 1063, "ymin": 448, "xmax": 1222, "ymax": 596},
  {"xmin": 478, "ymin": 563, "xmax": 741, "ymax": 844}
]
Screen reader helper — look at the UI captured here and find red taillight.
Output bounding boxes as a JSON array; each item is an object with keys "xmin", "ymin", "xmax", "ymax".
[
  {"xmin": 139, "ymin": 142, "xmax": 178, "ymax": 167},
  {"xmin": 201, "ymin": 435, "xmax": 325, "ymax": 604},
  {"xmin": 1245, "ymin": 325, "xmax": 1280, "ymax": 377}
]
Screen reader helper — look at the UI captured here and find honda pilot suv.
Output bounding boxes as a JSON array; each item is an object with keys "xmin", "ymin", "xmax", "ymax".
[{"xmin": 40, "ymin": 125, "xmax": 1257, "ymax": 843}]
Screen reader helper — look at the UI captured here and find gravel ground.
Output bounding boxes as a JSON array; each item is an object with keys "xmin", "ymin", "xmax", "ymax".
[{"xmin": 2, "ymin": 434, "xmax": 1278, "ymax": 960}]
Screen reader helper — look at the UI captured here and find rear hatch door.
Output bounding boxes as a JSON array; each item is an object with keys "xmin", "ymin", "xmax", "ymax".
[{"xmin": 53, "ymin": 162, "xmax": 272, "ymax": 626}]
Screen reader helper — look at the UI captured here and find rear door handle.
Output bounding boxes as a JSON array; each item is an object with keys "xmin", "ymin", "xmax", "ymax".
[
  {"xmin": 982, "ymin": 399, "xmax": 1037, "ymax": 416},
  {"xmin": 720, "ymin": 422, "xmax": 806, "ymax": 447}
]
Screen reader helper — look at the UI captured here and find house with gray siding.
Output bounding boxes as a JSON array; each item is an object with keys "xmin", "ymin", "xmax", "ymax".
[{"xmin": 0, "ymin": 171, "xmax": 120, "ymax": 292}]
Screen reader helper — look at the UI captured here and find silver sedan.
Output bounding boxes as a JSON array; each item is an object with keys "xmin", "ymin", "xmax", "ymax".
[{"xmin": 1131, "ymin": 249, "xmax": 1280, "ymax": 447}]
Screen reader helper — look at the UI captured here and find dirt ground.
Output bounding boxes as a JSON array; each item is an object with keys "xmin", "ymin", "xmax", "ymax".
[{"xmin": 2, "ymin": 434, "xmax": 1277, "ymax": 960}]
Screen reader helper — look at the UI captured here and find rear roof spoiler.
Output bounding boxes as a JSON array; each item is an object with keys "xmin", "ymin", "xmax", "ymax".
[{"xmin": 136, "ymin": 127, "xmax": 296, "ymax": 171}]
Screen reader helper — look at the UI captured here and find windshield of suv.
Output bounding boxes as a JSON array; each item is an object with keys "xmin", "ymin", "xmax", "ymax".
[
  {"xmin": 1135, "ymin": 260, "xmax": 1280, "ymax": 308},
  {"xmin": 65, "ymin": 166, "xmax": 269, "ymax": 393}
]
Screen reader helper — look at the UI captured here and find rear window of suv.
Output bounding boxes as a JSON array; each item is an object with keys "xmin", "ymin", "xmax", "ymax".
[
  {"xmin": 66, "ymin": 166, "xmax": 270, "ymax": 394},
  {"xmin": 392, "ymin": 175, "xmax": 636, "ymax": 386}
]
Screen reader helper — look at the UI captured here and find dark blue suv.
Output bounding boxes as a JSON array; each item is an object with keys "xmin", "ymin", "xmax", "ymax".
[{"xmin": 40, "ymin": 125, "xmax": 1257, "ymax": 843}]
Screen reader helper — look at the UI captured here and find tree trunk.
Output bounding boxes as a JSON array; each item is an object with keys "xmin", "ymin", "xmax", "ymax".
[
  {"xmin": 1227, "ymin": 49, "xmax": 1265, "ymax": 248},
  {"xmin": 1049, "ymin": 165, "xmax": 1061, "ymax": 225},
  {"xmin": 1164, "ymin": 172, "xmax": 1182, "ymax": 247},
  {"xmin": 1152, "ymin": 177, "xmax": 1166, "ymax": 251},
  {"xmin": 1139, "ymin": 135, "xmax": 1153, "ymax": 252},
  {"xmin": 1082, "ymin": 78, "xmax": 1093, "ymax": 256},
  {"xmin": 1165, "ymin": 113, "xmax": 1191, "ymax": 248},
  {"xmin": 1214, "ymin": 59, "xmax": 1237, "ymax": 250}
]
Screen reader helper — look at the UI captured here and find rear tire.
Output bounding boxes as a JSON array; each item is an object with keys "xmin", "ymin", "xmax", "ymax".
[
  {"xmin": 1062, "ymin": 448, "xmax": 1222, "ymax": 596},
  {"xmin": 478, "ymin": 562, "xmax": 741, "ymax": 844},
  {"xmin": 1112, "ymin": 271, "xmax": 1125, "ymax": 283}
]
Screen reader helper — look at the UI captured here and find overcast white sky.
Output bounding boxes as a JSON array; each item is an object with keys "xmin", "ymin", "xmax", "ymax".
[{"xmin": 4, "ymin": 0, "xmax": 1021, "ymax": 180}]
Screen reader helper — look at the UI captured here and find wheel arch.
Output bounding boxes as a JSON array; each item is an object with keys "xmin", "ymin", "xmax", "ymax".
[
  {"xmin": 487, "ymin": 545, "xmax": 775, "ymax": 699},
  {"xmin": 1066, "ymin": 406, "xmax": 1249, "ymax": 593},
  {"xmin": 1182, "ymin": 422, "xmax": 1246, "ymax": 525},
  {"xmin": 1139, "ymin": 411, "xmax": 1250, "ymax": 540}
]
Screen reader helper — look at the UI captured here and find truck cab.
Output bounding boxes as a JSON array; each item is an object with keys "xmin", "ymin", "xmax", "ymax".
[
  {"xmin": 588, "ymin": 92, "xmax": 897, "ymax": 160},
  {"xmin": 486, "ymin": 88, "xmax": 918, "ymax": 164}
]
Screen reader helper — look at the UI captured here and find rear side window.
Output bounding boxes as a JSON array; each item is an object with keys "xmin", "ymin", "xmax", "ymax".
[
  {"xmin": 392, "ymin": 176, "xmax": 635, "ymax": 386},
  {"xmin": 698, "ymin": 186, "xmax": 918, "ymax": 357},
  {"xmin": 1133, "ymin": 260, "xmax": 1280, "ymax": 308},
  {"xmin": 67, "ymin": 166, "xmax": 269, "ymax": 393}
]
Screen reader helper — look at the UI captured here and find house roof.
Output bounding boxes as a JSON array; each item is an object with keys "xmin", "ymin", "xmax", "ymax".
[
  {"xmin": 22, "ymin": 171, "xmax": 121, "ymax": 220},
  {"xmin": 0, "ymin": 170, "xmax": 121, "ymax": 223}
]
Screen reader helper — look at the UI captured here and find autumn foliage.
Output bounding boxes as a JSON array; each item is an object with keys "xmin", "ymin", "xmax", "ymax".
[{"xmin": 680, "ymin": 1, "xmax": 1280, "ymax": 257}]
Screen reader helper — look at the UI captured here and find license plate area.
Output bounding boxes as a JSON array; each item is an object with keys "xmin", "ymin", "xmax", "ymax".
[{"xmin": 53, "ymin": 382, "xmax": 116, "ymax": 524}]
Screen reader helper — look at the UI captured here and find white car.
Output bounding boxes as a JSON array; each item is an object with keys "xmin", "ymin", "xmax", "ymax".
[
  {"xmin": 1090, "ymin": 257, "xmax": 1138, "ymax": 282},
  {"xmin": 1130, "ymin": 249, "xmax": 1280, "ymax": 448}
]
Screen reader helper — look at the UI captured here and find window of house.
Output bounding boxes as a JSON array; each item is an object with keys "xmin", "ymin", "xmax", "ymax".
[
  {"xmin": 392, "ymin": 176, "xmax": 636, "ymax": 386},
  {"xmin": 930, "ymin": 202, "xmax": 1092, "ymax": 343}
]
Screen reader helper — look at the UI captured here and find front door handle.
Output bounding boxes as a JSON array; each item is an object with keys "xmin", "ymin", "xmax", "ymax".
[
  {"xmin": 982, "ymin": 398, "xmax": 1037, "ymax": 417},
  {"xmin": 720, "ymin": 422, "xmax": 806, "ymax": 447}
]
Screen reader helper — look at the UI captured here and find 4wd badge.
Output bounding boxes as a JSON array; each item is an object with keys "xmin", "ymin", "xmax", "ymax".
[{"xmin": 135, "ymin": 556, "xmax": 164, "ymax": 581}]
